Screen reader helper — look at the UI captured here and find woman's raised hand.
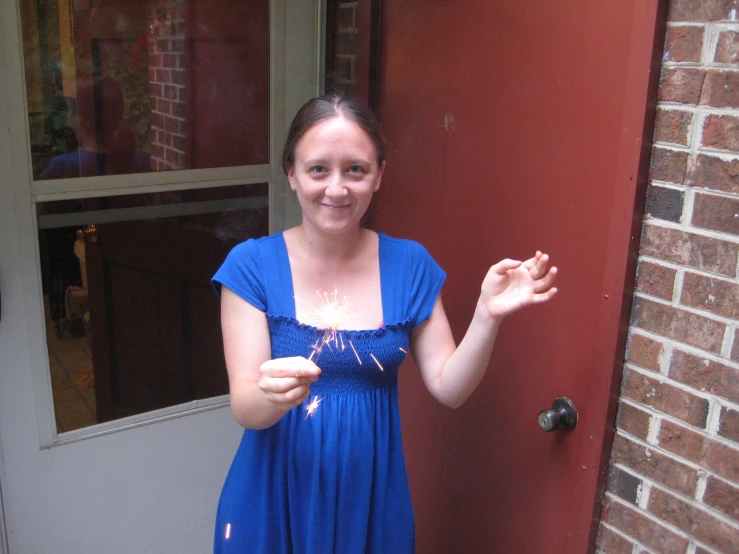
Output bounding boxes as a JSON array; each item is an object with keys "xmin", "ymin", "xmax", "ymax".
[
  {"xmin": 479, "ymin": 251, "xmax": 558, "ymax": 320},
  {"xmin": 258, "ymin": 357, "xmax": 321, "ymax": 410}
]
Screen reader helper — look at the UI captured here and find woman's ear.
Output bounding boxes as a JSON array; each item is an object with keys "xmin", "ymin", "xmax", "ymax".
[
  {"xmin": 373, "ymin": 160, "xmax": 385, "ymax": 192},
  {"xmin": 286, "ymin": 164, "xmax": 296, "ymax": 191}
]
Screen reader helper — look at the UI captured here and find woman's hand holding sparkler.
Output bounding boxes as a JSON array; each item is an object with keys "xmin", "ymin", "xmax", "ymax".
[
  {"xmin": 478, "ymin": 251, "xmax": 558, "ymax": 321},
  {"xmin": 259, "ymin": 357, "xmax": 321, "ymax": 410}
]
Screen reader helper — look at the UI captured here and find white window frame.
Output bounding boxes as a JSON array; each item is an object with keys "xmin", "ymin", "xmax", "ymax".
[{"xmin": 3, "ymin": 0, "xmax": 324, "ymax": 448}]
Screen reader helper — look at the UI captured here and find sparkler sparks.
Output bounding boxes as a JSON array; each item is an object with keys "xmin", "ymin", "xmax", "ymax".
[
  {"xmin": 298, "ymin": 289, "xmax": 386, "ymax": 417},
  {"xmin": 304, "ymin": 395, "xmax": 323, "ymax": 418},
  {"xmin": 300, "ymin": 289, "xmax": 354, "ymax": 361}
]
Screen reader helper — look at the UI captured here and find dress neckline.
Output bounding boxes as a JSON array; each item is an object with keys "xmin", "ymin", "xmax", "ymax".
[{"xmin": 276, "ymin": 231, "xmax": 386, "ymax": 329}]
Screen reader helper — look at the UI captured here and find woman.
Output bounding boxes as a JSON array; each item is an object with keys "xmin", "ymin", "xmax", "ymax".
[{"xmin": 212, "ymin": 94, "xmax": 557, "ymax": 553}]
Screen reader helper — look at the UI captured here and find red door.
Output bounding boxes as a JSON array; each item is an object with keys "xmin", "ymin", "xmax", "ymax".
[{"xmin": 374, "ymin": 1, "xmax": 665, "ymax": 552}]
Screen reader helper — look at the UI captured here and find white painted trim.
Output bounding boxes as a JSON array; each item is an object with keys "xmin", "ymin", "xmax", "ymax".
[
  {"xmin": 37, "ymin": 195, "xmax": 268, "ymax": 229},
  {"xmin": 53, "ymin": 396, "xmax": 230, "ymax": 447},
  {"xmin": 31, "ymin": 164, "xmax": 272, "ymax": 199}
]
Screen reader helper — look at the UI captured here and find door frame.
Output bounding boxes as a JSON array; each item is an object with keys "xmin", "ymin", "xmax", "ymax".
[
  {"xmin": 0, "ymin": 0, "xmax": 325, "ymax": 548},
  {"xmin": 3, "ymin": 0, "xmax": 323, "ymax": 449},
  {"xmin": 587, "ymin": 0, "xmax": 668, "ymax": 546}
]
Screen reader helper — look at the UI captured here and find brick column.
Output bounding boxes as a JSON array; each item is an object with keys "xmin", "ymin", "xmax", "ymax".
[
  {"xmin": 597, "ymin": 1, "xmax": 739, "ymax": 553},
  {"xmin": 147, "ymin": 1, "xmax": 187, "ymax": 171}
]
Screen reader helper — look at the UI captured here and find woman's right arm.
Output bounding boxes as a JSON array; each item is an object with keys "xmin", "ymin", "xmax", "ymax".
[{"xmin": 221, "ymin": 287, "xmax": 320, "ymax": 429}]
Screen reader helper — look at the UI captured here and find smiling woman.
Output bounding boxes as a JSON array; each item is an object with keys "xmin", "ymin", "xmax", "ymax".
[{"xmin": 210, "ymin": 93, "xmax": 557, "ymax": 553}]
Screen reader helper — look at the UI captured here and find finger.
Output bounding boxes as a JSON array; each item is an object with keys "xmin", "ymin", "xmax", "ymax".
[
  {"xmin": 492, "ymin": 259, "xmax": 522, "ymax": 275},
  {"xmin": 528, "ymin": 253, "xmax": 550, "ymax": 279},
  {"xmin": 264, "ymin": 384, "xmax": 311, "ymax": 406},
  {"xmin": 260, "ymin": 360, "xmax": 321, "ymax": 379},
  {"xmin": 532, "ymin": 266, "xmax": 558, "ymax": 292},
  {"xmin": 530, "ymin": 287, "xmax": 558, "ymax": 304},
  {"xmin": 521, "ymin": 251, "xmax": 542, "ymax": 270}
]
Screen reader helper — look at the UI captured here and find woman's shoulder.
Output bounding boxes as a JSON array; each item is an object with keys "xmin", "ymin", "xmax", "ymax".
[
  {"xmin": 229, "ymin": 231, "xmax": 285, "ymax": 256},
  {"xmin": 377, "ymin": 232, "xmax": 434, "ymax": 261}
]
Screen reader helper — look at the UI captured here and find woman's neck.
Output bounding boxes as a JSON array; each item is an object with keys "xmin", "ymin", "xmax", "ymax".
[{"xmin": 290, "ymin": 223, "xmax": 371, "ymax": 262}]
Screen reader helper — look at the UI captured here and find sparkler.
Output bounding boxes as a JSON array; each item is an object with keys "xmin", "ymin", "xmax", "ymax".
[
  {"xmin": 296, "ymin": 288, "xmax": 387, "ymax": 418},
  {"xmin": 304, "ymin": 395, "xmax": 323, "ymax": 418}
]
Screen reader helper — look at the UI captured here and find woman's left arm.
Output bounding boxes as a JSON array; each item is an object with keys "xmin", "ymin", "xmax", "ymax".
[{"xmin": 410, "ymin": 252, "xmax": 557, "ymax": 408}]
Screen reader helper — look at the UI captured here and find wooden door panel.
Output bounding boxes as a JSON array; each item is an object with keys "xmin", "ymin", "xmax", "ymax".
[
  {"xmin": 375, "ymin": 1, "xmax": 664, "ymax": 552},
  {"xmin": 185, "ymin": 282, "xmax": 229, "ymax": 399},
  {"xmin": 87, "ymin": 219, "xmax": 233, "ymax": 423}
]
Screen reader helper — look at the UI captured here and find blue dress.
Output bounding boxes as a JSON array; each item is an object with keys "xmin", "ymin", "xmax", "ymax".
[{"xmin": 211, "ymin": 232, "xmax": 445, "ymax": 553}]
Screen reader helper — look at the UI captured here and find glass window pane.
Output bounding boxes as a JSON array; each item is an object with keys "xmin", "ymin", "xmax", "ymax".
[
  {"xmin": 20, "ymin": 0, "xmax": 269, "ymax": 181},
  {"xmin": 38, "ymin": 184, "xmax": 268, "ymax": 432}
]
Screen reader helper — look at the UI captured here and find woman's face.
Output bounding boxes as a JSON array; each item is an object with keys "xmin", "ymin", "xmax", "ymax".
[{"xmin": 287, "ymin": 116, "xmax": 384, "ymax": 236}]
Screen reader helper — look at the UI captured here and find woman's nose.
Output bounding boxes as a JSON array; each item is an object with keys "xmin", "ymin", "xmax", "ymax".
[{"xmin": 325, "ymin": 176, "xmax": 348, "ymax": 197}]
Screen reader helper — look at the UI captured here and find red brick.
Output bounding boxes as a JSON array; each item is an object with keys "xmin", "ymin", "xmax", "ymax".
[
  {"xmin": 155, "ymin": 68, "xmax": 170, "ymax": 83},
  {"xmin": 692, "ymin": 192, "xmax": 739, "ymax": 236},
  {"xmin": 670, "ymin": 350, "xmax": 739, "ymax": 404},
  {"xmin": 681, "ymin": 272, "xmax": 739, "ymax": 318},
  {"xmin": 611, "ymin": 433, "xmax": 699, "ymax": 495},
  {"xmin": 616, "ymin": 401, "xmax": 652, "ymax": 440},
  {"xmin": 664, "ymin": 25, "xmax": 705, "ymax": 62},
  {"xmin": 626, "ymin": 332, "xmax": 664, "ymax": 372},
  {"xmin": 704, "ymin": 475, "xmax": 739, "ymax": 521},
  {"xmin": 162, "ymin": 53, "xmax": 177, "ymax": 68},
  {"xmin": 622, "ymin": 367, "xmax": 709, "ymax": 427},
  {"xmin": 660, "ymin": 419, "xmax": 739, "ymax": 483},
  {"xmin": 668, "ymin": 0, "xmax": 738, "ymax": 21},
  {"xmin": 648, "ymin": 486, "xmax": 739, "ymax": 553},
  {"xmin": 700, "ymin": 70, "xmax": 739, "ymax": 109},
  {"xmin": 685, "ymin": 154, "xmax": 739, "ymax": 194},
  {"xmin": 630, "ymin": 298, "xmax": 725, "ymax": 353},
  {"xmin": 715, "ymin": 30, "xmax": 739, "ymax": 64},
  {"xmin": 601, "ymin": 496, "xmax": 689, "ymax": 552},
  {"xmin": 650, "ymin": 147, "xmax": 688, "ymax": 184},
  {"xmin": 657, "ymin": 419, "xmax": 707, "ymax": 464},
  {"xmin": 654, "ymin": 108, "xmax": 693, "ymax": 146},
  {"xmin": 607, "ymin": 466, "xmax": 643, "ymax": 504},
  {"xmin": 658, "ymin": 68, "xmax": 706, "ymax": 104},
  {"xmin": 694, "ymin": 547, "xmax": 713, "ymax": 554},
  {"xmin": 162, "ymin": 84, "xmax": 178, "ymax": 100},
  {"xmin": 156, "ymin": 98, "xmax": 171, "ymax": 115},
  {"xmin": 596, "ymin": 522, "xmax": 634, "ymax": 554},
  {"xmin": 703, "ymin": 114, "xmax": 739, "ymax": 153},
  {"xmin": 172, "ymin": 101, "xmax": 185, "ymax": 119},
  {"xmin": 635, "ymin": 260, "xmax": 676, "ymax": 301},
  {"xmin": 640, "ymin": 224, "xmax": 739, "ymax": 276},
  {"xmin": 148, "ymin": 83, "xmax": 163, "ymax": 98},
  {"xmin": 719, "ymin": 407, "xmax": 739, "ymax": 444},
  {"xmin": 164, "ymin": 148, "xmax": 178, "ymax": 166},
  {"xmin": 733, "ymin": 330, "xmax": 739, "ymax": 363},
  {"xmin": 171, "ymin": 69, "xmax": 186, "ymax": 86}
]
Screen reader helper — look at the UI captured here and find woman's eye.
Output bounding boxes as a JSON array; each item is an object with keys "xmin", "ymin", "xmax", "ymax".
[
  {"xmin": 311, "ymin": 166, "xmax": 327, "ymax": 175},
  {"xmin": 348, "ymin": 166, "xmax": 364, "ymax": 174}
]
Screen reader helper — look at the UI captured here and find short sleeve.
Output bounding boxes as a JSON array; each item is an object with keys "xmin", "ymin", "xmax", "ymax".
[
  {"xmin": 212, "ymin": 239, "xmax": 267, "ymax": 311},
  {"xmin": 406, "ymin": 241, "xmax": 446, "ymax": 327}
]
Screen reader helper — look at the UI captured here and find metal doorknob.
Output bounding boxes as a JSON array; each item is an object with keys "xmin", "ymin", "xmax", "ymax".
[
  {"xmin": 83, "ymin": 224, "xmax": 99, "ymax": 243},
  {"xmin": 538, "ymin": 397, "xmax": 578, "ymax": 432}
]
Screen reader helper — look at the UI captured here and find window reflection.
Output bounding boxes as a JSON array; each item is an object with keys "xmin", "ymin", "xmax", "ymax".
[
  {"xmin": 21, "ymin": 0, "xmax": 270, "ymax": 180},
  {"xmin": 38, "ymin": 184, "xmax": 268, "ymax": 432}
]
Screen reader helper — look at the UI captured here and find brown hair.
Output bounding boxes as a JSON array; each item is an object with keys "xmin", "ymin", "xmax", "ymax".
[{"xmin": 282, "ymin": 93, "xmax": 386, "ymax": 174}]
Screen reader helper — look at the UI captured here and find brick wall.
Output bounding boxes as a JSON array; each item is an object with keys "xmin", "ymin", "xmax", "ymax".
[
  {"xmin": 597, "ymin": 1, "xmax": 739, "ymax": 553},
  {"xmin": 147, "ymin": 2, "xmax": 187, "ymax": 171},
  {"xmin": 325, "ymin": 0, "xmax": 359, "ymax": 96}
]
